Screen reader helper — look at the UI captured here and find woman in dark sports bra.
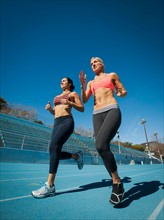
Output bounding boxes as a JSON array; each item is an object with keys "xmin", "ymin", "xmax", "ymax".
[
  {"xmin": 79, "ymin": 57, "xmax": 127, "ymax": 205},
  {"xmin": 32, "ymin": 77, "xmax": 84, "ymax": 198}
]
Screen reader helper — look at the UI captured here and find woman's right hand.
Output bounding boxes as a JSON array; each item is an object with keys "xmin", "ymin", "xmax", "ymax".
[
  {"xmin": 79, "ymin": 71, "xmax": 87, "ymax": 88},
  {"xmin": 45, "ymin": 101, "xmax": 51, "ymax": 110}
]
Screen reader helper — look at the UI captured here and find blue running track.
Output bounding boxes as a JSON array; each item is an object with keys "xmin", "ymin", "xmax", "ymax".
[{"xmin": 0, "ymin": 163, "xmax": 164, "ymax": 220}]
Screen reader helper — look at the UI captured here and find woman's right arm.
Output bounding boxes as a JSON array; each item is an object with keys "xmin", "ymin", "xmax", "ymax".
[
  {"xmin": 45, "ymin": 101, "xmax": 55, "ymax": 115},
  {"xmin": 79, "ymin": 71, "xmax": 92, "ymax": 103}
]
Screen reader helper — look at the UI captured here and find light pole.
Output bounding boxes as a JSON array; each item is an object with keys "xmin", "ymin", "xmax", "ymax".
[
  {"xmin": 141, "ymin": 119, "xmax": 152, "ymax": 163},
  {"xmin": 154, "ymin": 132, "xmax": 163, "ymax": 164},
  {"xmin": 116, "ymin": 131, "xmax": 121, "ymax": 154}
]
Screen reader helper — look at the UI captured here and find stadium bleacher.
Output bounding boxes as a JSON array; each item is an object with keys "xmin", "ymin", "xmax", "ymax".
[{"xmin": 0, "ymin": 113, "xmax": 161, "ymax": 164}]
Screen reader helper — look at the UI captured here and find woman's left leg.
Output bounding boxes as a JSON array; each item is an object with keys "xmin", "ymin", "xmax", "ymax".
[
  {"xmin": 93, "ymin": 108, "xmax": 125, "ymax": 204},
  {"xmin": 93, "ymin": 108, "xmax": 121, "ymax": 175}
]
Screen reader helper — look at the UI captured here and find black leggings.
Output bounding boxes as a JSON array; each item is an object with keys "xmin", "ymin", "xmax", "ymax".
[
  {"xmin": 49, "ymin": 116, "xmax": 74, "ymax": 174},
  {"xmin": 93, "ymin": 108, "xmax": 121, "ymax": 174}
]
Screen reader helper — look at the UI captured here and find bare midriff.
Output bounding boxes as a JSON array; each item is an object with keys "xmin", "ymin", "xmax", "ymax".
[
  {"xmin": 93, "ymin": 87, "xmax": 117, "ymax": 110},
  {"xmin": 54, "ymin": 105, "xmax": 72, "ymax": 118}
]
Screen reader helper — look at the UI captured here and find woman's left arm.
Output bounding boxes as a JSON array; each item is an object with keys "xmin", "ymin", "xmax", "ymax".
[
  {"xmin": 110, "ymin": 72, "xmax": 127, "ymax": 97},
  {"xmin": 67, "ymin": 92, "xmax": 84, "ymax": 112}
]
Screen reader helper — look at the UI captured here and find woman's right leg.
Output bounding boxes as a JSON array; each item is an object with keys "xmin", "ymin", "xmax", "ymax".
[
  {"xmin": 31, "ymin": 116, "xmax": 74, "ymax": 198},
  {"xmin": 49, "ymin": 116, "xmax": 74, "ymax": 181}
]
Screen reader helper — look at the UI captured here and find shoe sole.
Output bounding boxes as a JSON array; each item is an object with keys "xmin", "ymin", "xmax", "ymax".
[
  {"xmin": 77, "ymin": 151, "xmax": 84, "ymax": 170},
  {"xmin": 110, "ymin": 189, "xmax": 125, "ymax": 205},
  {"xmin": 78, "ymin": 162, "xmax": 84, "ymax": 170},
  {"xmin": 31, "ymin": 192, "xmax": 55, "ymax": 199}
]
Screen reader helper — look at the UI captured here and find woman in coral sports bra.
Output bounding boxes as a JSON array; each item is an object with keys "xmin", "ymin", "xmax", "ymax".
[
  {"xmin": 79, "ymin": 57, "xmax": 127, "ymax": 205},
  {"xmin": 32, "ymin": 77, "xmax": 84, "ymax": 198}
]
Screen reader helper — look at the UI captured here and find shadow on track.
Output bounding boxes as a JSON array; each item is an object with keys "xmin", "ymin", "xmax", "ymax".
[
  {"xmin": 114, "ymin": 180, "xmax": 164, "ymax": 208},
  {"xmin": 56, "ymin": 176, "xmax": 132, "ymax": 195}
]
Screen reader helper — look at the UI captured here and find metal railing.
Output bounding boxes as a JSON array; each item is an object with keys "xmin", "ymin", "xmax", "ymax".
[{"xmin": 0, "ymin": 130, "xmax": 50, "ymax": 152}]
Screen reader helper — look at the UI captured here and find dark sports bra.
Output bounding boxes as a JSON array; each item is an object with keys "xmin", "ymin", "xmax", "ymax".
[{"xmin": 53, "ymin": 93, "xmax": 71, "ymax": 106}]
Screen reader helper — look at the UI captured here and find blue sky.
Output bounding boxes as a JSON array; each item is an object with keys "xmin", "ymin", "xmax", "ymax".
[{"xmin": 1, "ymin": 0, "xmax": 163, "ymax": 144}]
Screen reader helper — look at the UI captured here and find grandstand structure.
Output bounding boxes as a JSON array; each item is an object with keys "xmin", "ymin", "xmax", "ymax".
[{"xmin": 0, "ymin": 113, "xmax": 161, "ymax": 165}]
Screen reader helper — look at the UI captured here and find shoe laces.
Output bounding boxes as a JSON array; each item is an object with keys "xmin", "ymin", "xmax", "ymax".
[
  {"xmin": 40, "ymin": 182, "xmax": 51, "ymax": 191},
  {"xmin": 36, "ymin": 186, "xmax": 47, "ymax": 193}
]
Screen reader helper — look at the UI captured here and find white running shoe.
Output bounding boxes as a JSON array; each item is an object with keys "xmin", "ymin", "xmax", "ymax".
[
  {"xmin": 76, "ymin": 151, "xmax": 84, "ymax": 170},
  {"xmin": 31, "ymin": 182, "xmax": 55, "ymax": 198}
]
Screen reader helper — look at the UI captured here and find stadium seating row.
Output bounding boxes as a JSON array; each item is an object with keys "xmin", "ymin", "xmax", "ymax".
[{"xmin": 0, "ymin": 113, "xmax": 160, "ymax": 164}]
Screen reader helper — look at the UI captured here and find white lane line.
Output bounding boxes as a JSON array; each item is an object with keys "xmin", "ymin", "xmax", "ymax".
[
  {"xmin": 0, "ymin": 186, "xmax": 81, "ymax": 202},
  {"xmin": 0, "ymin": 167, "xmax": 147, "ymax": 175},
  {"xmin": 0, "ymin": 168, "xmax": 162, "ymax": 182},
  {"xmin": 0, "ymin": 195, "xmax": 32, "ymax": 202},
  {"xmin": 1, "ymin": 169, "xmax": 86, "ymax": 174},
  {"xmin": 0, "ymin": 177, "xmax": 47, "ymax": 182},
  {"xmin": 148, "ymin": 199, "xmax": 164, "ymax": 220},
  {"xmin": 130, "ymin": 169, "xmax": 163, "ymax": 177},
  {"xmin": 0, "ymin": 171, "xmax": 107, "ymax": 182},
  {"xmin": 57, "ymin": 186, "xmax": 80, "ymax": 193}
]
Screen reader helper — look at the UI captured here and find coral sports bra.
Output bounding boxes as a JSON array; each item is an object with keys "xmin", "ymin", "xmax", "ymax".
[
  {"xmin": 90, "ymin": 75, "xmax": 115, "ymax": 94},
  {"xmin": 54, "ymin": 93, "xmax": 70, "ymax": 106}
]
